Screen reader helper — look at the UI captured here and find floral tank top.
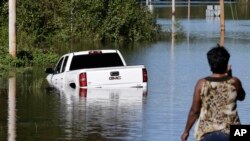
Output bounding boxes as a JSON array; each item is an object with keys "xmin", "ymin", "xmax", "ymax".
[{"xmin": 194, "ymin": 76, "xmax": 241, "ymax": 141}]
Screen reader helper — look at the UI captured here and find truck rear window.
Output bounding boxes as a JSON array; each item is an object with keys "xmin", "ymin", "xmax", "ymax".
[{"xmin": 69, "ymin": 53, "xmax": 124, "ymax": 71}]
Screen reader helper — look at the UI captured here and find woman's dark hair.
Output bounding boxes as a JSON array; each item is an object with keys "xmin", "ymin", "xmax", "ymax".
[{"xmin": 207, "ymin": 46, "xmax": 230, "ymax": 74}]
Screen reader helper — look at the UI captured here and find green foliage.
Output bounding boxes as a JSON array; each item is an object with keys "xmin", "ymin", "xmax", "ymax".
[
  {"xmin": 103, "ymin": 0, "xmax": 157, "ymax": 41},
  {"xmin": 0, "ymin": 46, "xmax": 59, "ymax": 73},
  {"xmin": 72, "ymin": 0, "xmax": 159, "ymax": 42},
  {"xmin": 0, "ymin": 1, "xmax": 8, "ymax": 48},
  {"xmin": 32, "ymin": 48, "xmax": 59, "ymax": 66},
  {"xmin": 17, "ymin": 0, "xmax": 70, "ymax": 43},
  {"xmin": 1, "ymin": 0, "xmax": 160, "ymax": 46},
  {"xmin": 0, "ymin": 25, "xmax": 8, "ymax": 49}
]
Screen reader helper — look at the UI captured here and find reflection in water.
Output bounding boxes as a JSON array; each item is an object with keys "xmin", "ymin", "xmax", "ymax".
[
  {"xmin": 8, "ymin": 75, "xmax": 16, "ymax": 141},
  {"xmin": 170, "ymin": 16, "xmax": 176, "ymax": 141},
  {"xmin": 54, "ymin": 84, "xmax": 147, "ymax": 140},
  {"xmin": 171, "ymin": 15, "xmax": 176, "ymax": 57}
]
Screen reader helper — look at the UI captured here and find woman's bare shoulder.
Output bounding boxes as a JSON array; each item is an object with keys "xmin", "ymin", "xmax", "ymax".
[
  {"xmin": 231, "ymin": 76, "xmax": 242, "ymax": 85},
  {"xmin": 195, "ymin": 78, "xmax": 206, "ymax": 88},
  {"xmin": 230, "ymin": 76, "xmax": 244, "ymax": 92},
  {"xmin": 198, "ymin": 78, "xmax": 207, "ymax": 84}
]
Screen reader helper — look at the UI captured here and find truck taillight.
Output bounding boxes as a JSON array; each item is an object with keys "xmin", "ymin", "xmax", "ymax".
[
  {"xmin": 79, "ymin": 73, "xmax": 87, "ymax": 87},
  {"xmin": 142, "ymin": 68, "xmax": 148, "ymax": 82}
]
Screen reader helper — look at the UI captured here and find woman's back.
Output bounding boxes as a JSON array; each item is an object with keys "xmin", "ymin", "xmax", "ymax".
[
  {"xmin": 181, "ymin": 47, "xmax": 245, "ymax": 141},
  {"xmin": 194, "ymin": 76, "xmax": 240, "ymax": 140}
]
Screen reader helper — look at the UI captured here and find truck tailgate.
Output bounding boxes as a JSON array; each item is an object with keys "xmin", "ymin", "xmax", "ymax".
[{"xmin": 79, "ymin": 65, "xmax": 147, "ymax": 88}]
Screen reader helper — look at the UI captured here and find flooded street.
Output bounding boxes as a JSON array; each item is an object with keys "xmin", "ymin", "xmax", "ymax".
[{"xmin": 1, "ymin": 2, "xmax": 250, "ymax": 141}]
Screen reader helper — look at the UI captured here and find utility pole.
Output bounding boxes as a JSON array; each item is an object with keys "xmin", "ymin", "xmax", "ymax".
[
  {"xmin": 172, "ymin": 0, "xmax": 175, "ymax": 14},
  {"xmin": 9, "ymin": 0, "xmax": 16, "ymax": 57},
  {"xmin": 188, "ymin": 0, "xmax": 190, "ymax": 19},
  {"xmin": 219, "ymin": 0, "xmax": 225, "ymax": 46}
]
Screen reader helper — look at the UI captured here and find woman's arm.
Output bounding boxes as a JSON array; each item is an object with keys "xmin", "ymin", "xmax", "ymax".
[
  {"xmin": 181, "ymin": 79, "xmax": 204, "ymax": 141},
  {"xmin": 227, "ymin": 66, "xmax": 245, "ymax": 101},
  {"xmin": 233, "ymin": 77, "xmax": 245, "ymax": 101}
]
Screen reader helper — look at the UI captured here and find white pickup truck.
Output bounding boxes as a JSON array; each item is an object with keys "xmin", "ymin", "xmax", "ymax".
[{"xmin": 45, "ymin": 50, "xmax": 148, "ymax": 88}]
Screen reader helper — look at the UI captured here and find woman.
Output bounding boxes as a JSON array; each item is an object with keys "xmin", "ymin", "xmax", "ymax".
[{"xmin": 181, "ymin": 46, "xmax": 245, "ymax": 141}]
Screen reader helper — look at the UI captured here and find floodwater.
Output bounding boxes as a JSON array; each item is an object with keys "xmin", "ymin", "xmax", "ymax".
[{"xmin": 1, "ymin": 2, "xmax": 250, "ymax": 141}]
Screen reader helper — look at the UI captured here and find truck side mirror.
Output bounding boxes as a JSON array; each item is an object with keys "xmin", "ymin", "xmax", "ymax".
[{"xmin": 45, "ymin": 68, "xmax": 54, "ymax": 74}]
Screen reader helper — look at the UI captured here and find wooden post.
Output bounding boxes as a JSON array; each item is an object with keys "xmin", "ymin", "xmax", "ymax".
[
  {"xmin": 219, "ymin": 0, "xmax": 225, "ymax": 46},
  {"xmin": 172, "ymin": 0, "xmax": 175, "ymax": 14},
  {"xmin": 220, "ymin": 30, "xmax": 225, "ymax": 47},
  {"xmin": 188, "ymin": 0, "xmax": 190, "ymax": 19},
  {"xmin": 9, "ymin": 0, "xmax": 16, "ymax": 57}
]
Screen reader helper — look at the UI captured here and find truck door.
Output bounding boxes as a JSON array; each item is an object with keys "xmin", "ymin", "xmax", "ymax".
[{"xmin": 52, "ymin": 56, "xmax": 68, "ymax": 87}]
